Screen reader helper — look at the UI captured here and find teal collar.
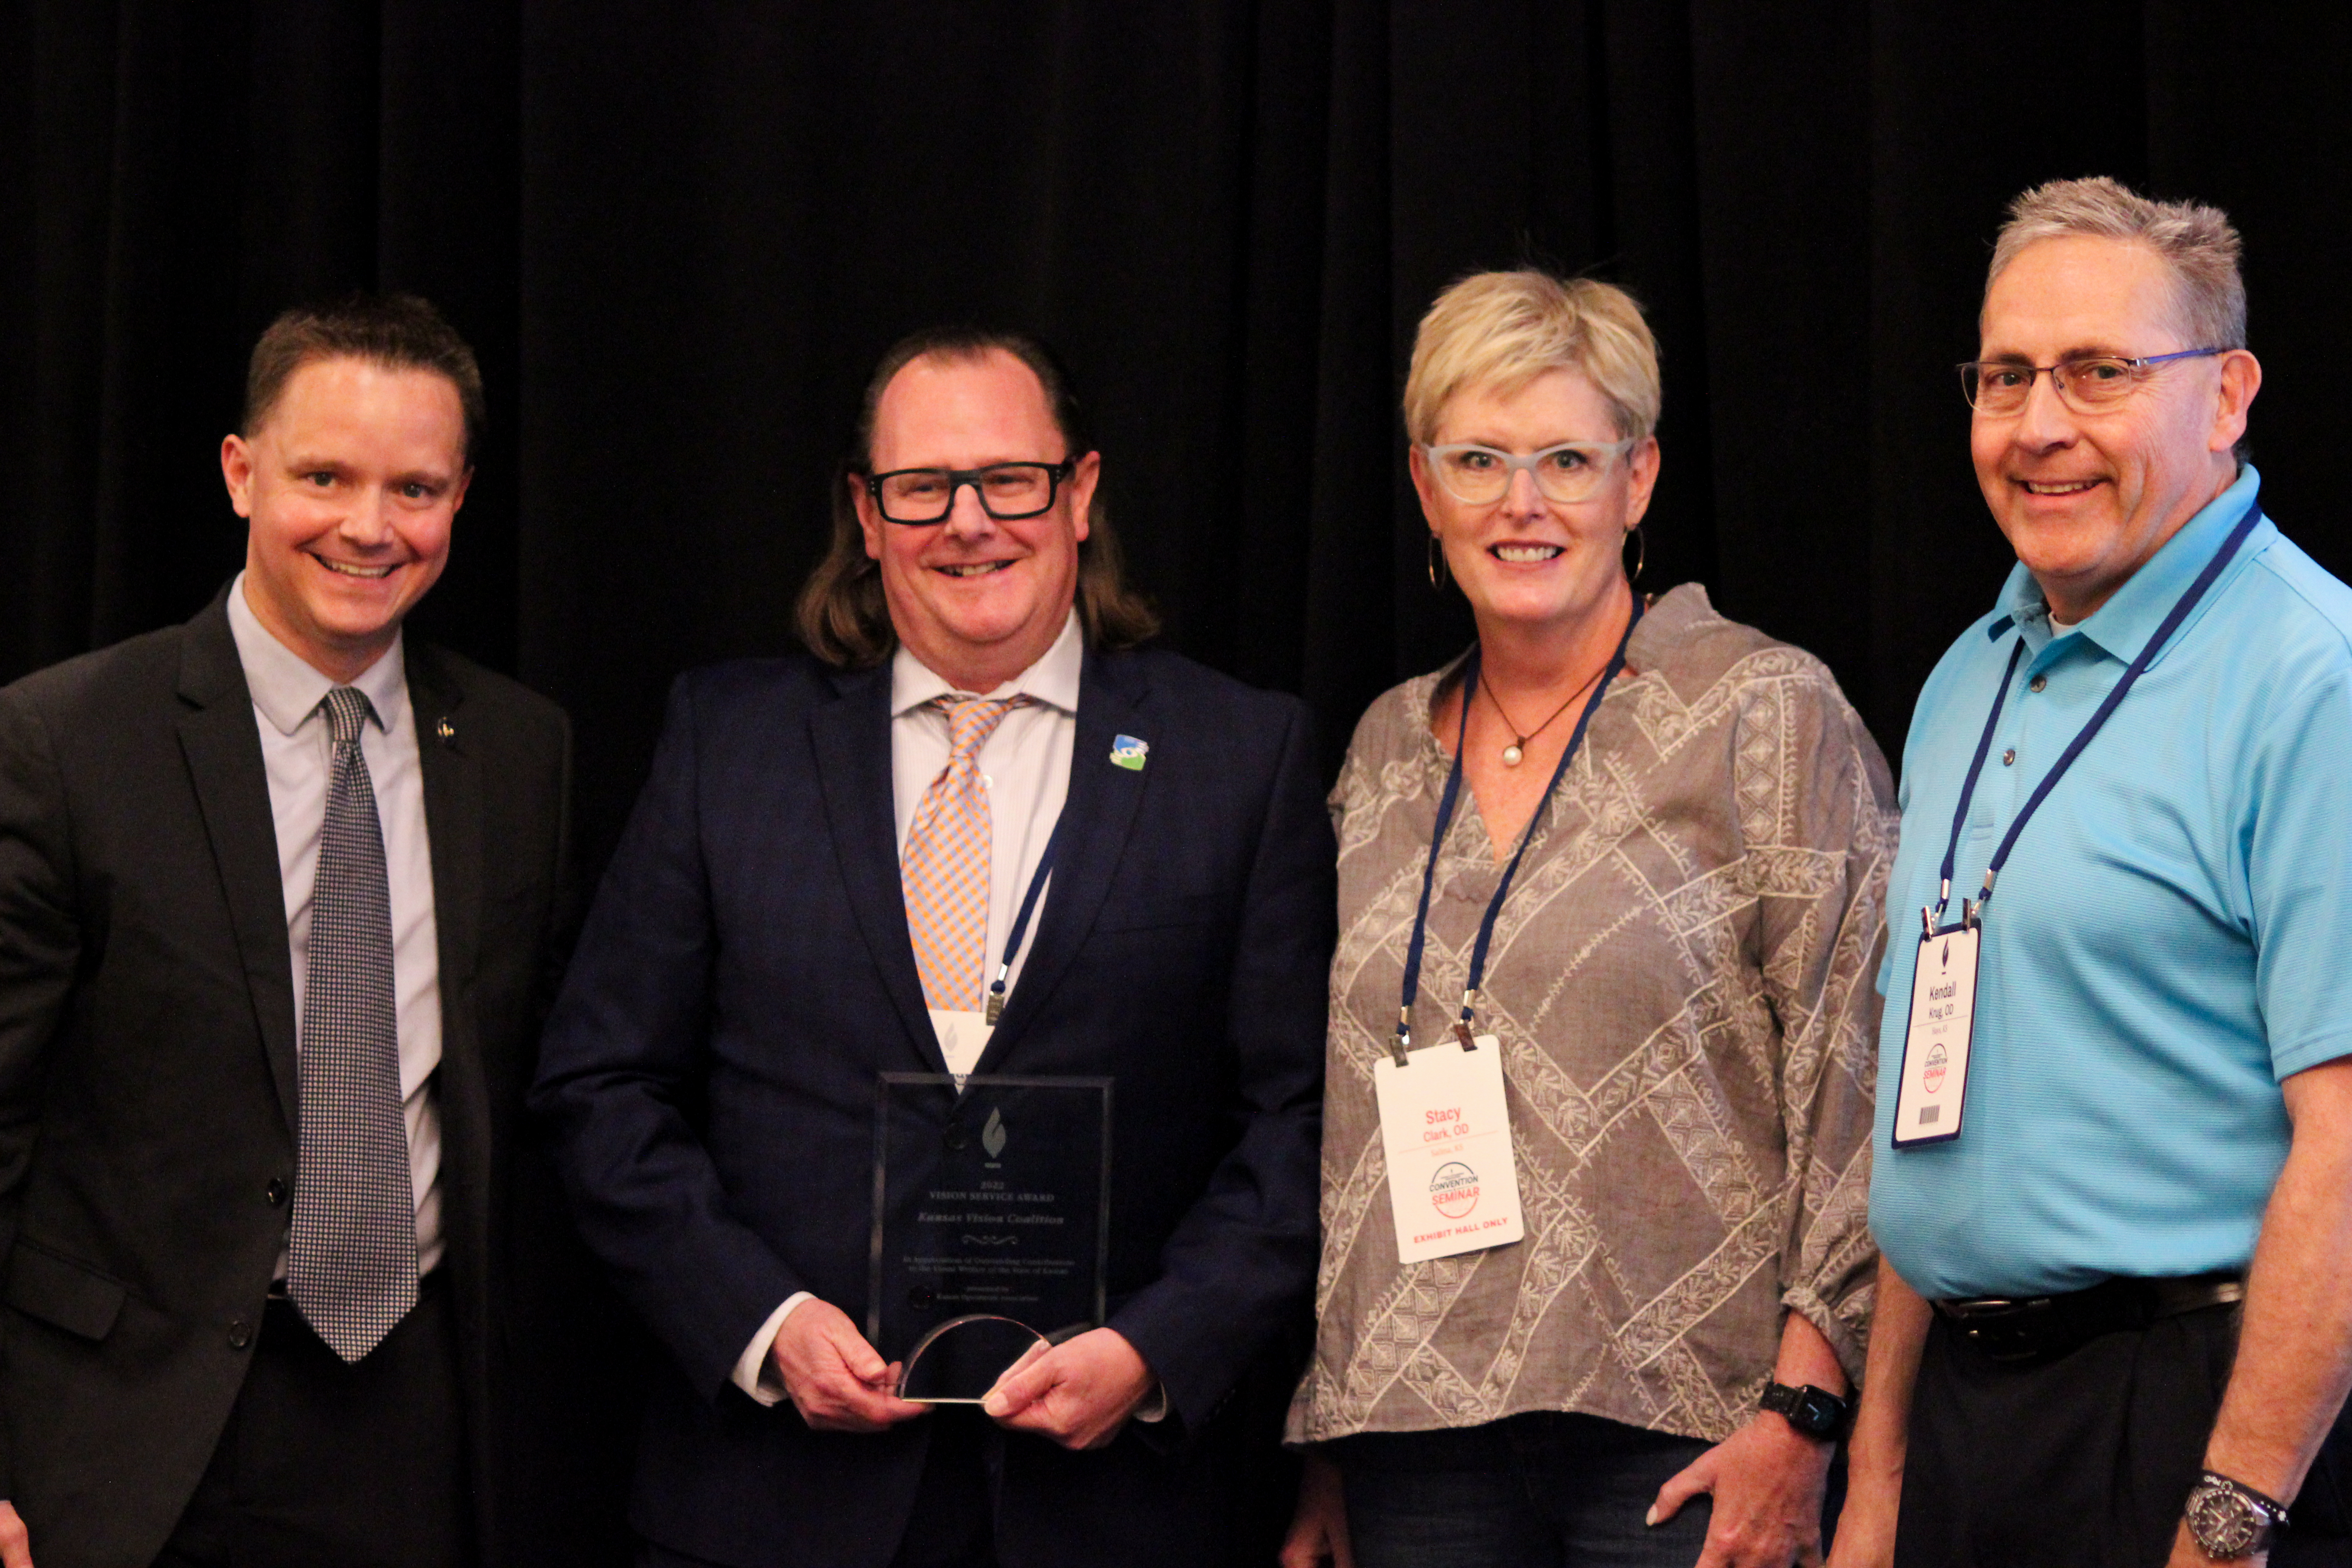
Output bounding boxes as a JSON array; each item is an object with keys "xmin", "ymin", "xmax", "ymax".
[{"xmin": 1995, "ymin": 463, "xmax": 2265, "ymax": 665}]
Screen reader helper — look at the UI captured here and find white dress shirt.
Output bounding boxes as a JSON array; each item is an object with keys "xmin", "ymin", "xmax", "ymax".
[
  {"xmin": 891, "ymin": 606, "xmax": 1083, "ymax": 1063},
  {"xmin": 227, "ymin": 573, "xmax": 445, "ymax": 1280},
  {"xmin": 730, "ymin": 611, "xmax": 1081, "ymax": 1403}
]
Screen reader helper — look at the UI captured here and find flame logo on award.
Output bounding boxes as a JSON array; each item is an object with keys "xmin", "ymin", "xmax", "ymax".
[
  {"xmin": 1429, "ymin": 1161, "xmax": 1480, "ymax": 1220},
  {"xmin": 1924, "ymin": 1041, "xmax": 1948, "ymax": 1093},
  {"xmin": 981, "ymin": 1107, "xmax": 1008, "ymax": 1159}
]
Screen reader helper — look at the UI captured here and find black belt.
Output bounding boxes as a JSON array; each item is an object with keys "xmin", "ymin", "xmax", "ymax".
[{"xmin": 1935, "ymin": 1272, "xmax": 2244, "ymax": 1364}]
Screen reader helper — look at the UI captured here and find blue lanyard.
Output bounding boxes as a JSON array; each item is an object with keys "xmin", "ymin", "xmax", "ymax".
[
  {"xmin": 1926, "ymin": 496, "xmax": 2262, "ymax": 935},
  {"xmin": 1395, "ymin": 599, "xmax": 1642, "ymax": 1065},
  {"xmin": 984, "ymin": 812, "xmax": 1066, "ymax": 1024}
]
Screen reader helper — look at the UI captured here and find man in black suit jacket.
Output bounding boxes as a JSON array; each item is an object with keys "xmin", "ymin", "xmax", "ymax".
[
  {"xmin": 0, "ymin": 296, "xmax": 617, "ymax": 1568},
  {"xmin": 534, "ymin": 327, "xmax": 1336, "ymax": 1568}
]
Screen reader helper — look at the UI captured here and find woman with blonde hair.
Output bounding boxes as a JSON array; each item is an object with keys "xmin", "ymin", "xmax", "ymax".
[{"xmin": 1281, "ymin": 270, "xmax": 1896, "ymax": 1568}]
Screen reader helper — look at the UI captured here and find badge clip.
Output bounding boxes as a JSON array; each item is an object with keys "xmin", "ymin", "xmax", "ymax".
[{"xmin": 1390, "ymin": 1008, "xmax": 1412, "ymax": 1067}]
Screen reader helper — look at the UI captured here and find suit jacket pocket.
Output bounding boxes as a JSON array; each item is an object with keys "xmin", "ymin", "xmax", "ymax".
[
  {"xmin": 3, "ymin": 1240, "xmax": 128, "ymax": 1342},
  {"xmin": 1093, "ymin": 892, "xmax": 1218, "ymax": 934}
]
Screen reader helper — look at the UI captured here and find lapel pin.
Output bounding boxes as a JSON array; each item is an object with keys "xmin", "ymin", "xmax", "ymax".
[
  {"xmin": 435, "ymin": 717, "xmax": 456, "ymax": 745},
  {"xmin": 1109, "ymin": 735, "xmax": 1148, "ymax": 771}
]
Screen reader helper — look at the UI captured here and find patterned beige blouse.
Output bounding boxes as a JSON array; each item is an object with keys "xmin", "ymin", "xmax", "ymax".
[{"xmin": 1288, "ymin": 584, "xmax": 1897, "ymax": 1447}]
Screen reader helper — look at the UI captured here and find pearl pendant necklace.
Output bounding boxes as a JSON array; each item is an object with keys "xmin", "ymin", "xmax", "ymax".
[{"xmin": 1481, "ymin": 664, "xmax": 1604, "ymax": 769}]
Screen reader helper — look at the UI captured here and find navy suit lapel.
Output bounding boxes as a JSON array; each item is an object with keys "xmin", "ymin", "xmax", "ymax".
[
  {"xmin": 808, "ymin": 663, "xmax": 948, "ymax": 1073},
  {"xmin": 174, "ymin": 597, "xmax": 301, "ymax": 1137},
  {"xmin": 974, "ymin": 649, "xmax": 1151, "ymax": 1068}
]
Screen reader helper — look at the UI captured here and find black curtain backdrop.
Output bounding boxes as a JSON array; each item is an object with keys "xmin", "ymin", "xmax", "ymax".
[{"xmin": 7, "ymin": 1, "xmax": 2350, "ymax": 883}]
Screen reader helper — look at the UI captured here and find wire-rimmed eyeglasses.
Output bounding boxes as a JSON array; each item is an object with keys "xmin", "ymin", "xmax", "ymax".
[
  {"xmin": 863, "ymin": 460, "xmax": 1076, "ymax": 525},
  {"xmin": 1958, "ymin": 348, "xmax": 2228, "ymax": 416},
  {"xmin": 1418, "ymin": 439, "xmax": 1639, "ymax": 507}
]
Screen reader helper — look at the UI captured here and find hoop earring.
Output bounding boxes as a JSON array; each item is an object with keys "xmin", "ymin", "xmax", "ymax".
[
  {"xmin": 1427, "ymin": 534, "xmax": 1449, "ymax": 591},
  {"xmin": 1623, "ymin": 522, "xmax": 1646, "ymax": 585}
]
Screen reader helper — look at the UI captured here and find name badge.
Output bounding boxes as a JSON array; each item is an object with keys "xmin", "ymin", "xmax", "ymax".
[
  {"xmin": 1373, "ymin": 1037, "xmax": 1526, "ymax": 1263},
  {"xmin": 1892, "ymin": 925, "xmax": 1980, "ymax": 1147},
  {"xmin": 928, "ymin": 1009, "xmax": 993, "ymax": 1086}
]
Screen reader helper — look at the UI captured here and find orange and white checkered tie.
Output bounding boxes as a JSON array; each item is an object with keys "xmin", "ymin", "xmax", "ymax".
[{"xmin": 903, "ymin": 696, "xmax": 1027, "ymax": 1012}]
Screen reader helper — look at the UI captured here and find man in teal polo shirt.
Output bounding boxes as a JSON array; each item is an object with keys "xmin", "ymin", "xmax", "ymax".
[{"xmin": 1828, "ymin": 178, "xmax": 2352, "ymax": 1568}]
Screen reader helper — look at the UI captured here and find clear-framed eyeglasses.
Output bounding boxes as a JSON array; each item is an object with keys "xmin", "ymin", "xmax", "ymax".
[
  {"xmin": 1418, "ymin": 439, "xmax": 1639, "ymax": 507},
  {"xmin": 1958, "ymin": 348, "xmax": 2228, "ymax": 416},
  {"xmin": 864, "ymin": 460, "xmax": 1076, "ymax": 524}
]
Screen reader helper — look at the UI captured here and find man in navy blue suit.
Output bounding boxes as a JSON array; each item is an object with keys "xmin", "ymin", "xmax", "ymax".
[{"xmin": 533, "ymin": 327, "xmax": 1336, "ymax": 1568}]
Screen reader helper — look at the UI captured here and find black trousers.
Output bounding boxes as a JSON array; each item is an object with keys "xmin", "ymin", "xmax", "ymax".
[
  {"xmin": 638, "ymin": 1408, "xmax": 1000, "ymax": 1568},
  {"xmin": 156, "ymin": 1271, "xmax": 473, "ymax": 1568},
  {"xmin": 1897, "ymin": 1301, "xmax": 2352, "ymax": 1568},
  {"xmin": 885, "ymin": 1406, "xmax": 999, "ymax": 1568}
]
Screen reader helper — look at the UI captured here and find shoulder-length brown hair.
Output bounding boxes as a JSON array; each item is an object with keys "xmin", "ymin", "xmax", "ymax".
[{"xmin": 794, "ymin": 326, "xmax": 1160, "ymax": 668}]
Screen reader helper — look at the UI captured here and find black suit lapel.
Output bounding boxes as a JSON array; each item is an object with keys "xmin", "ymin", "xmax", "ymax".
[
  {"xmin": 408, "ymin": 644, "xmax": 495, "ymax": 1450},
  {"xmin": 174, "ymin": 597, "xmax": 302, "ymax": 1136},
  {"xmin": 973, "ymin": 650, "xmax": 1151, "ymax": 1068},
  {"xmin": 808, "ymin": 664, "xmax": 947, "ymax": 1073},
  {"xmin": 411, "ymin": 647, "xmax": 483, "ymax": 1010}
]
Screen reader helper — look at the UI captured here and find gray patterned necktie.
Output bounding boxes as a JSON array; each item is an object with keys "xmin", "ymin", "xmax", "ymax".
[{"xmin": 288, "ymin": 686, "xmax": 419, "ymax": 1362}]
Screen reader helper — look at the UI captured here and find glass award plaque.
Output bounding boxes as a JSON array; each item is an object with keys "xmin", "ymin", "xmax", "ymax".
[{"xmin": 869, "ymin": 1073, "xmax": 1112, "ymax": 1403}]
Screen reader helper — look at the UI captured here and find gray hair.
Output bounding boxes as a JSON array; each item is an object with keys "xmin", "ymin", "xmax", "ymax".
[{"xmin": 1988, "ymin": 176, "xmax": 2246, "ymax": 350}]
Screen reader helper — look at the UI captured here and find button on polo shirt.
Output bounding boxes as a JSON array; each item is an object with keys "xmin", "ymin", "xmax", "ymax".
[{"xmin": 1870, "ymin": 466, "xmax": 2352, "ymax": 1300}]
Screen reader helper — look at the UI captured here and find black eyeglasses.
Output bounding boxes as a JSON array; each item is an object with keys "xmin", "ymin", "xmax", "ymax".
[{"xmin": 862, "ymin": 460, "xmax": 1076, "ymax": 524}]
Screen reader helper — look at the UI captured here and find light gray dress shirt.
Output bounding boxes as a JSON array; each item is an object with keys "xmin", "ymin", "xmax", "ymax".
[
  {"xmin": 731, "ymin": 611, "xmax": 1083, "ymax": 1403},
  {"xmin": 227, "ymin": 573, "xmax": 445, "ymax": 1280}
]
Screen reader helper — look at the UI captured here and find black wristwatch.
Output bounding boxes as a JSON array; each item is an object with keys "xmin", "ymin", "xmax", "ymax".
[
  {"xmin": 2185, "ymin": 1471, "xmax": 2289, "ymax": 1559},
  {"xmin": 1759, "ymin": 1380, "xmax": 1849, "ymax": 1441}
]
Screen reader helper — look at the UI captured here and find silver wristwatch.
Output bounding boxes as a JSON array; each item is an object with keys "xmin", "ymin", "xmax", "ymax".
[{"xmin": 2185, "ymin": 1471, "xmax": 2289, "ymax": 1559}]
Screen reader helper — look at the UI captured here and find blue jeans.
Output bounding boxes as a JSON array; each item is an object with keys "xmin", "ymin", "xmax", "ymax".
[{"xmin": 1334, "ymin": 1411, "xmax": 1718, "ymax": 1568}]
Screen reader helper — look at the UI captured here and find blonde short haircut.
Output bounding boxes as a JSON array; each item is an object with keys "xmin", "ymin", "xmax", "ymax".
[
  {"xmin": 1403, "ymin": 270, "xmax": 1662, "ymax": 445},
  {"xmin": 1989, "ymin": 176, "xmax": 2246, "ymax": 349}
]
